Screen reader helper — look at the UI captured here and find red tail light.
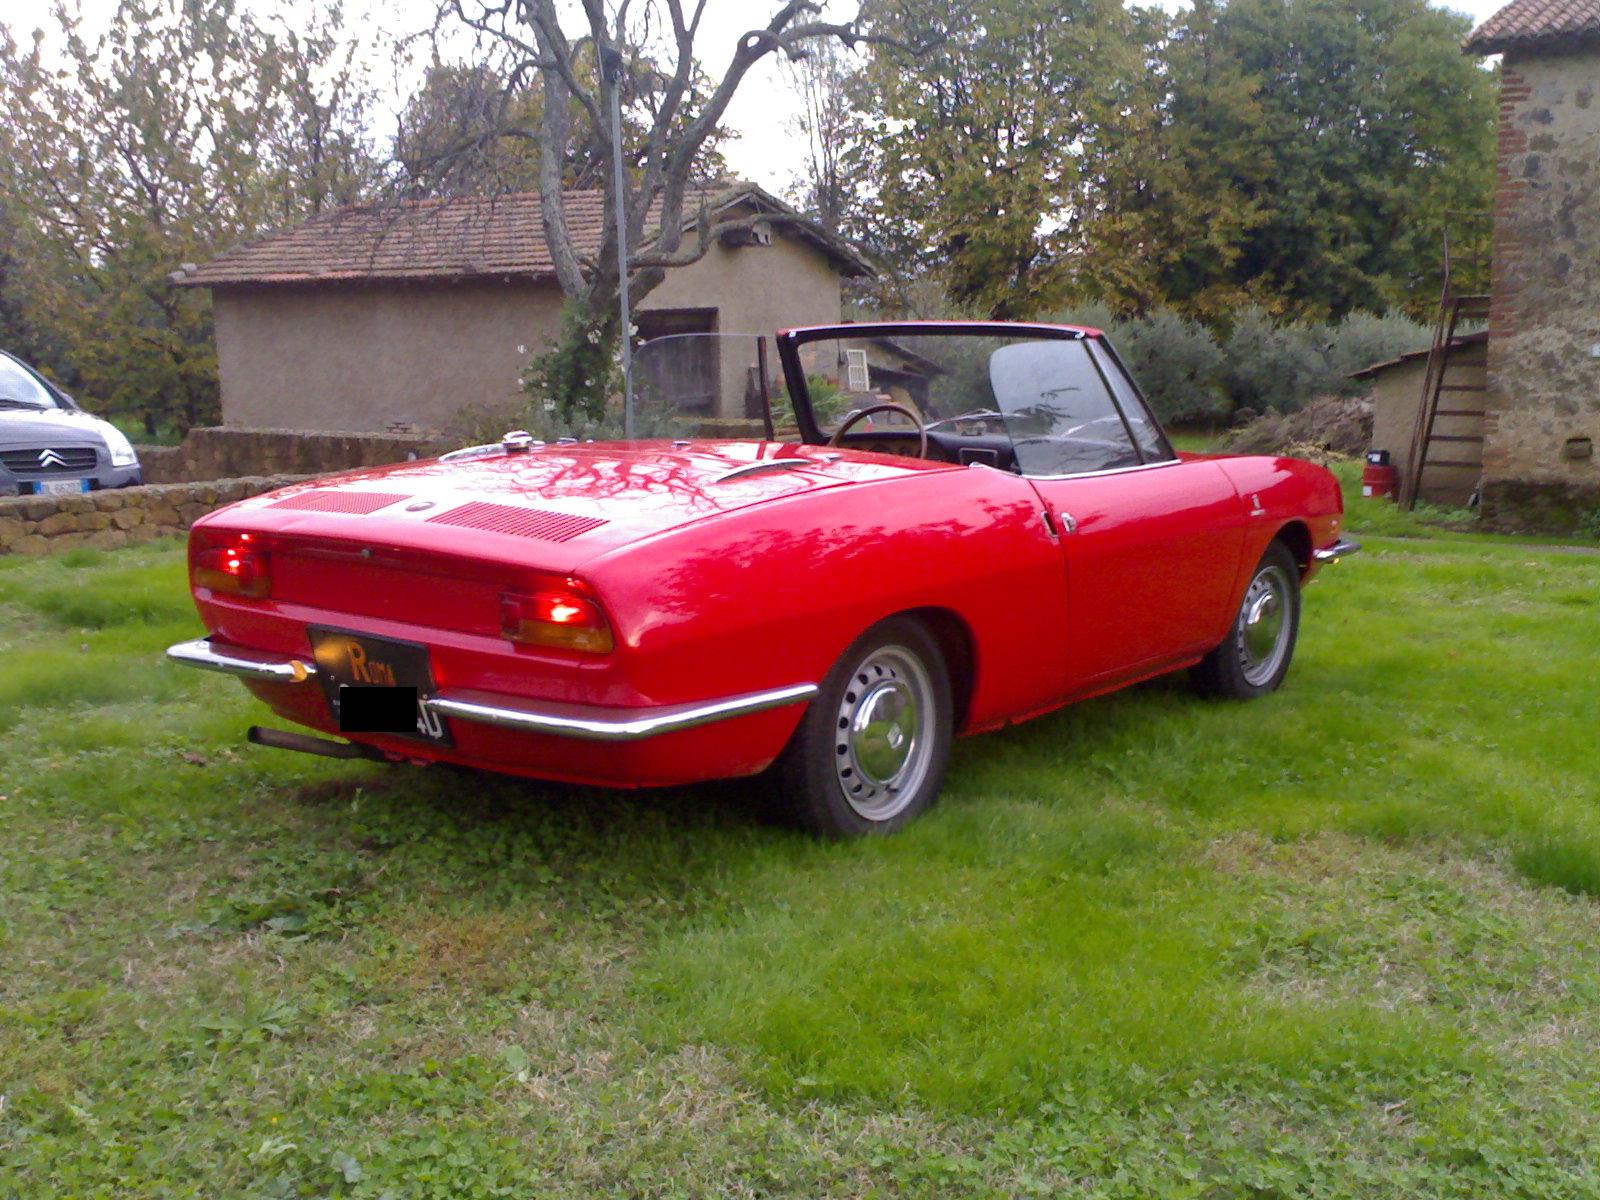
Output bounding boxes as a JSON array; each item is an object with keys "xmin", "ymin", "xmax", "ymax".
[
  {"xmin": 500, "ymin": 583, "xmax": 613, "ymax": 653},
  {"xmin": 192, "ymin": 532, "xmax": 271, "ymax": 599}
]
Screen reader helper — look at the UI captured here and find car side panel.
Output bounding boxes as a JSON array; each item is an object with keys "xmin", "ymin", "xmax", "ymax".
[
  {"xmin": 1211, "ymin": 455, "xmax": 1346, "ymax": 600},
  {"xmin": 580, "ymin": 464, "xmax": 1073, "ymax": 738}
]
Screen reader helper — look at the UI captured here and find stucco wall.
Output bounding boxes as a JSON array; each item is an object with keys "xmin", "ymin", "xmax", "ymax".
[
  {"xmin": 213, "ymin": 224, "xmax": 846, "ymax": 433},
  {"xmin": 646, "ymin": 229, "xmax": 844, "ymax": 418},
  {"xmin": 1482, "ymin": 50, "xmax": 1600, "ymax": 530},
  {"xmin": 1366, "ymin": 338, "xmax": 1487, "ymax": 506}
]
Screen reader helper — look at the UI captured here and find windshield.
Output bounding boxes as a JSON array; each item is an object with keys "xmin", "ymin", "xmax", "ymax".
[
  {"xmin": 785, "ymin": 328, "xmax": 1173, "ymax": 477},
  {"xmin": 631, "ymin": 332, "xmax": 778, "ymax": 438},
  {"xmin": 0, "ymin": 353, "xmax": 57, "ymax": 411}
]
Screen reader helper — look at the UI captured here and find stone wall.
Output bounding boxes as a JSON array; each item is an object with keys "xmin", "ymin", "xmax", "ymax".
[
  {"xmin": 0, "ymin": 475, "xmax": 307, "ymax": 556},
  {"xmin": 1482, "ymin": 49, "xmax": 1600, "ymax": 532},
  {"xmin": 133, "ymin": 426, "xmax": 442, "ymax": 485}
]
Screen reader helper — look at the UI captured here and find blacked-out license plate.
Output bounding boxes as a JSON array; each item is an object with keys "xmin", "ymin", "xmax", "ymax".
[{"xmin": 307, "ymin": 627, "xmax": 452, "ymax": 745}]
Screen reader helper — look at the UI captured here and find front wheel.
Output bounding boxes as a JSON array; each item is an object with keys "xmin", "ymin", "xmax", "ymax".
[
  {"xmin": 768, "ymin": 617, "xmax": 953, "ymax": 838},
  {"xmin": 1192, "ymin": 539, "xmax": 1302, "ymax": 699}
]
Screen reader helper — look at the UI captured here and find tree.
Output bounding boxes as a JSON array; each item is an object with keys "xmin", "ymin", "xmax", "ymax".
[
  {"xmin": 842, "ymin": 0, "xmax": 1144, "ymax": 320},
  {"xmin": 782, "ymin": 37, "xmax": 861, "ymax": 237},
  {"xmin": 436, "ymin": 0, "xmax": 918, "ymax": 418},
  {"xmin": 395, "ymin": 54, "xmax": 731, "ymax": 198},
  {"xmin": 0, "ymin": 0, "xmax": 382, "ymax": 433},
  {"xmin": 1081, "ymin": 0, "xmax": 1495, "ymax": 321},
  {"xmin": 1215, "ymin": 0, "xmax": 1496, "ymax": 318},
  {"xmin": 1070, "ymin": 1, "xmax": 1274, "ymax": 319}
]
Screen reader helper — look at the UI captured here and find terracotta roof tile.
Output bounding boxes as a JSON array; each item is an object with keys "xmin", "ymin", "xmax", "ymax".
[
  {"xmin": 175, "ymin": 184, "xmax": 872, "ymax": 288},
  {"xmin": 1465, "ymin": 0, "xmax": 1600, "ymax": 53}
]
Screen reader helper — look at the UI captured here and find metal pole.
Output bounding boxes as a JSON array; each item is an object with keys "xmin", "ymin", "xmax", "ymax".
[{"xmin": 600, "ymin": 46, "xmax": 634, "ymax": 439}]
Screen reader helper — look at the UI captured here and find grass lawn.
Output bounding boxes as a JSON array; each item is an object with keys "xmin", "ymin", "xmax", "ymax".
[{"xmin": 3, "ymin": 497, "xmax": 1600, "ymax": 1196}]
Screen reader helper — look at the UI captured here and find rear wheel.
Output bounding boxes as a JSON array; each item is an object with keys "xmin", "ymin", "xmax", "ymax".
[
  {"xmin": 768, "ymin": 617, "xmax": 953, "ymax": 838},
  {"xmin": 1192, "ymin": 539, "xmax": 1301, "ymax": 699}
]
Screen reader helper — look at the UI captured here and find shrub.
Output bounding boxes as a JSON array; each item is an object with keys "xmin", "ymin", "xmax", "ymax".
[
  {"xmin": 1112, "ymin": 311, "xmax": 1229, "ymax": 424},
  {"xmin": 1050, "ymin": 304, "xmax": 1227, "ymax": 424},
  {"xmin": 1219, "ymin": 306, "xmax": 1342, "ymax": 415},
  {"xmin": 1325, "ymin": 311, "xmax": 1435, "ymax": 382}
]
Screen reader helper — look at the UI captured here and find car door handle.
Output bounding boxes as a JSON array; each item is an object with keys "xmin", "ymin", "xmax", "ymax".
[{"xmin": 1058, "ymin": 511, "xmax": 1078, "ymax": 534}]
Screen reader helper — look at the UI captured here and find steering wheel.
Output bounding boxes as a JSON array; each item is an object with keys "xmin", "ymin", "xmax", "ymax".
[{"xmin": 828, "ymin": 402, "xmax": 930, "ymax": 459}]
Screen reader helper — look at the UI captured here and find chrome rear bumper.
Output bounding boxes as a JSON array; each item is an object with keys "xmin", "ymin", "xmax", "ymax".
[
  {"xmin": 165, "ymin": 637, "xmax": 817, "ymax": 743},
  {"xmin": 1312, "ymin": 538, "xmax": 1361, "ymax": 563}
]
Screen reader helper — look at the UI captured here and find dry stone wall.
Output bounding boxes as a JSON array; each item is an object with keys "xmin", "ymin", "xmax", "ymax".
[{"xmin": 0, "ymin": 475, "xmax": 307, "ymax": 556}]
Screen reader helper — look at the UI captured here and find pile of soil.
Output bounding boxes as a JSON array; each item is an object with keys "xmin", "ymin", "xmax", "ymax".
[{"xmin": 1214, "ymin": 395, "xmax": 1374, "ymax": 464}]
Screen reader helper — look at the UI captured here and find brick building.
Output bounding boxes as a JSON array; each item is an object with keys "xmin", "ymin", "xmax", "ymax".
[{"xmin": 1466, "ymin": 0, "xmax": 1600, "ymax": 529}]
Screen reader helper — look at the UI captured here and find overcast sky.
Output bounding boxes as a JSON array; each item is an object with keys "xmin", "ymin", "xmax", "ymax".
[{"xmin": 40, "ymin": 0, "xmax": 1513, "ymax": 199}]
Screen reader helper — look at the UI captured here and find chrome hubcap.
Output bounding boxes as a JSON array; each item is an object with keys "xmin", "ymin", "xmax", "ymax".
[
  {"xmin": 1237, "ymin": 564, "xmax": 1292, "ymax": 686},
  {"xmin": 833, "ymin": 646, "xmax": 934, "ymax": 822}
]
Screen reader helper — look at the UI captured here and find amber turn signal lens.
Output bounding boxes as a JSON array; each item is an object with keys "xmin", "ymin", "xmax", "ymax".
[
  {"xmin": 500, "ymin": 588, "xmax": 613, "ymax": 653},
  {"xmin": 193, "ymin": 536, "xmax": 271, "ymax": 599}
]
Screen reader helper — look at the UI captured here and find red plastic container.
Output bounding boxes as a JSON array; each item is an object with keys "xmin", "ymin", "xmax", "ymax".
[{"xmin": 1361, "ymin": 460, "xmax": 1399, "ymax": 500}]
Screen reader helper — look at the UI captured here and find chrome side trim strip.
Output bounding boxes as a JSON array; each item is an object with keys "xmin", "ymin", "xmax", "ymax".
[
  {"xmin": 1313, "ymin": 538, "xmax": 1361, "ymax": 563},
  {"xmin": 711, "ymin": 459, "xmax": 809, "ymax": 484},
  {"xmin": 426, "ymin": 683, "xmax": 819, "ymax": 742},
  {"xmin": 166, "ymin": 637, "xmax": 316, "ymax": 683}
]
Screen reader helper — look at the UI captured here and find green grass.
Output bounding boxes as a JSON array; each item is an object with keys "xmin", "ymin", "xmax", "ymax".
[{"xmin": 4, "ymin": 530, "xmax": 1600, "ymax": 1197}]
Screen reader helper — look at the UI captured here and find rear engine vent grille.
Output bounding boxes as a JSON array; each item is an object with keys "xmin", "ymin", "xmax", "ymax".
[
  {"xmin": 426, "ymin": 501, "xmax": 607, "ymax": 542},
  {"xmin": 269, "ymin": 490, "xmax": 409, "ymax": 515}
]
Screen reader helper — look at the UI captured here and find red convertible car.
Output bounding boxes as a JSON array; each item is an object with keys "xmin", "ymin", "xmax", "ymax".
[{"xmin": 167, "ymin": 322, "xmax": 1356, "ymax": 836}]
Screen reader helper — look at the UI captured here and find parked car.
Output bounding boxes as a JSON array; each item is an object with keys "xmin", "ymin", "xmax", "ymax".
[
  {"xmin": 0, "ymin": 350, "xmax": 142, "ymax": 496},
  {"xmin": 166, "ymin": 322, "xmax": 1357, "ymax": 837}
]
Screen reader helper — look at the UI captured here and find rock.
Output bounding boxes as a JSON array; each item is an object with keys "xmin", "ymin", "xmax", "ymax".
[
  {"xmin": 112, "ymin": 508, "xmax": 145, "ymax": 530},
  {"xmin": 12, "ymin": 534, "xmax": 50, "ymax": 555},
  {"xmin": 36, "ymin": 512, "xmax": 78, "ymax": 536},
  {"xmin": 88, "ymin": 529, "xmax": 129, "ymax": 549}
]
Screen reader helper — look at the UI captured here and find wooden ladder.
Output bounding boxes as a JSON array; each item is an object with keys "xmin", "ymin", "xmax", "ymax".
[{"xmin": 1400, "ymin": 220, "xmax": 1491, "ymax": 511}]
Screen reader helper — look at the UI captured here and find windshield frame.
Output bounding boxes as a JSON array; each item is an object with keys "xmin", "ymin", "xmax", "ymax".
[{"xmin": 774, "ymin": 321, "xmax": 1172, "ymax": 476}]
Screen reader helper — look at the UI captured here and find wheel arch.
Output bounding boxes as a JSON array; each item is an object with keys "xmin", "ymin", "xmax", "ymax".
[
  {"xmin": 892, "ymin": 606, "xmax": 977, "ymax": 734},
  {"xmin": 1274, "ymin": 519, "xmax": 1313, "ymax": 578}
]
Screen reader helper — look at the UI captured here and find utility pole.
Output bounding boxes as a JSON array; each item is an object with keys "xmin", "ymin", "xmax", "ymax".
[{"xmin": 599, "ymin": 45, "xmax": 634, "ymax": 439}]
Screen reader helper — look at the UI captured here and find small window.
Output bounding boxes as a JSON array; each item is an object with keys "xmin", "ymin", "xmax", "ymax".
[
  {"xmin": 845, "ymin": 348, "xmax": 871, "ymax": 393},
  {"xmin": 1091, "ymin": 341, "xmax": 1175, "ymax": 463},
  {"xmin": 988, "ymin": 340, "xmax": 1141, "ymax": 477}
]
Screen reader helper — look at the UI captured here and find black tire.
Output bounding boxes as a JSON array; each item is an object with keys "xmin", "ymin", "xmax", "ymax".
[
  {"xmin": 1191, "ymin": 539, "xmax": 1302, "ymax": 700},
  {"xmin": 768, "ymin": 616, "xmax": 954, "ymax": 838}
]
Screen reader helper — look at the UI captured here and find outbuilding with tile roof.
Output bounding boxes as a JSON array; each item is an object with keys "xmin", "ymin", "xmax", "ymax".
[{"xmin": 171, "ymin": 183, "xmax": 873, "ymax": 435}]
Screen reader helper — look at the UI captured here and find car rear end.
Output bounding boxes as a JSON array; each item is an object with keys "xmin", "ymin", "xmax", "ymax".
[{"xmin": 164, "ymin": 448, "xmax": 915, "ymax": 787}]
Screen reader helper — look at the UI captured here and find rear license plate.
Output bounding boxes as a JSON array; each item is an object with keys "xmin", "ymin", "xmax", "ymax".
[
  {"xmin": 36, "ymin": 478, "xmax": 89, "ymax": 496},
  {"xmin": 307, "ymin": 627, "xmax": 452, "ymax": 745}
]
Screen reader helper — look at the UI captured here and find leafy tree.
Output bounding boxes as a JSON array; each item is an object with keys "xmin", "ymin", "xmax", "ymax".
[
  {"xmin": 845, "ymin": 0, "xmax": 1143, "ymax": 320},
  {"xmin": 1071, "ymin": 1, "xmax": 1273, "ymax": 319},
  {"xmin": 1217, "ymin": 0, "xmax": 1495, "ymax": 318},
  {"xmin": 0, "ymin": 0, "xmax": 381, "ymax": 433}
]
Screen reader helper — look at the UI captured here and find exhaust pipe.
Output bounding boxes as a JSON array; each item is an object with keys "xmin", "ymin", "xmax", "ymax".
[{"xmin": 246, "ymin": 725, "xmax": 388, "ymax": 762}]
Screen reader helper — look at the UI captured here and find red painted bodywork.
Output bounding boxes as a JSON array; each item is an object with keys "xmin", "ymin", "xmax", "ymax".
[{"xmin": 183, "ymin": 334, "xmax": 1346, "ymax": 789}]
